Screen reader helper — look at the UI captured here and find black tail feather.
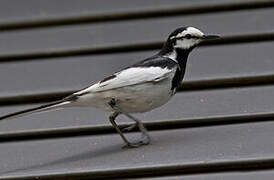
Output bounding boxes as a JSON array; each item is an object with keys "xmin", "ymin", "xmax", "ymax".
[{"xmin": 0, "ymin": 100, "xmax": 66, "ymax": 121}]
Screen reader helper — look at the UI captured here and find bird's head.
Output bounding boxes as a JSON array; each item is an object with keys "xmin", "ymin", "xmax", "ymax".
[
  {"xmin": 159, "ymin": 27, "xmax": 219, "ymax": 61},
  {"xmin": 167, "ymin": 26, "xmax": 219, "ymax": 50}
]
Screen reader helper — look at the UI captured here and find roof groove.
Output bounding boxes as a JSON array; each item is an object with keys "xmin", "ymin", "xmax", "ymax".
[
  {"xmin": 0, "ymin": 1, "xmax": 273, "ymax": 32},
  {"xmin": 0, "ymin": 32, "xmax": 273, "ymax": 63},
  {"xmin": 1, "ymin": 158, "xmax": 274, "ymax": 180},
  {"xmin": 1, "ymin": 111, "xmax": 274, "ymax": 142}
]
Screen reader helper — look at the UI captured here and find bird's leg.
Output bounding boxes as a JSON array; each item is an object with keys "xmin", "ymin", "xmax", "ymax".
[
  {"xmin": 108, "ymin": 98, "xmax": 150, "ymax": 147},
  {"xmin": 109, "ymin": 111, "xmax": 131, "ymax": 146},
  {"xmin": 108, "ymin": 99, "xmax": 142, "ymax": 148},
  {"xmin": 118, "ymin": 110, "xmax": 150, "ymax": 146}
]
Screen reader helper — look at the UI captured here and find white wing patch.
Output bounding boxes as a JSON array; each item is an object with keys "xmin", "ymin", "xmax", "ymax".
[{"xmin": 75, "ymin": 66, "xmax": 175, "ymax": 95}]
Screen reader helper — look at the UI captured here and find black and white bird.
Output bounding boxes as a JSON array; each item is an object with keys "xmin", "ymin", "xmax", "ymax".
[{"xmin": 0, "ymin": 27, "xmax": 219, "ymax": 148}]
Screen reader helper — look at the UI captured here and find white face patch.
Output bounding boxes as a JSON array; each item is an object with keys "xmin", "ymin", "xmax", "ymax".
[
  {"xmin": 170, "ymin": 27, "xmax": 204, "ymax": 40},
  {"xmin": 174, "ymin": 38, "xmax": 202, "ymax": 49},
  {"xmin": 171, "ymin": 27, "xmax": 204, "ymax": 49}
]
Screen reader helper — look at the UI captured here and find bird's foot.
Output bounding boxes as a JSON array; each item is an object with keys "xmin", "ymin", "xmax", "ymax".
[
  {"xmin": 122, "ymin": 123, "xmax": 137, "ymax": 132},
  {"xmin": 122, "ymin": 134, "xmax": 150, "ymax": 148}
]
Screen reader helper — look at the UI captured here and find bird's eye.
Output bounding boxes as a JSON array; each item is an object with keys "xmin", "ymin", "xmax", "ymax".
[{"xmin": 185, "ymin": 34, "xmax": 191, "ymax": 39}]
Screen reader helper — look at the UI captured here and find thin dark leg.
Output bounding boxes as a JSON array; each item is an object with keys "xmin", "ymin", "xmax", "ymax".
[
  {"xmin": 108, "ymin": 101, "xmax": 141, "ymax": 148},
  {"xmin": 108, "ymin": 98, "xmax": 150, "ymax": 147},
  {"xmin": 109, "ymin": 111, "xmax": 131, "ymax": 146},
  {"xmin": 116, "ymin": 108, "xmax": 150, "ymax": 145}
]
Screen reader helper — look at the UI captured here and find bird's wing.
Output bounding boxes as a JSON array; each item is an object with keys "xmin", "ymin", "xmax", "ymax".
[{"xmin": 75, "ymin": 56, "xmax": 178, "ymax": 95}]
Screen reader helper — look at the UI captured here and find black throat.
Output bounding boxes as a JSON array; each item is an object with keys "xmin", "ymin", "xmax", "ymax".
[
  {"xmin": 173, "ymin": 48, "xmax": 191, "ymax": 71},
  {"xmin": 159, "ymin": 43, "xmax": 193, "ymax": 74},
  {"xmin": 159, "ymin": 42, "xmax": 194, "ymax": 91}
]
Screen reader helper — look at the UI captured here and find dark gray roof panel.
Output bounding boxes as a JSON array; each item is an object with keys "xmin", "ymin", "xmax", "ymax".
[
  {"xmin": 0, "ymin": 9, "xmax": 273, "ymax": 56},
  {"xmin": 138, "ymin": 171, "xmax": 274, "ymax": 180},
  {"xmin": 1, "ymin": 122, "xmax": 274, "ymax": 177},
  {"xmin": 0, "ymin": 0, "xmax": 256, "ymax": 23}
]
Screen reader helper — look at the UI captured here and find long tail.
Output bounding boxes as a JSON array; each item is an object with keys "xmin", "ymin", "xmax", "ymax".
[{"xmin": 0, "ymin": 100, "xmax": 72, "ymax": 121}]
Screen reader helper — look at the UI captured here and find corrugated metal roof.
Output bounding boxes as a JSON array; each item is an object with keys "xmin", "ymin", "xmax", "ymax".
[{"xmin": 0, "ymin": 0, "xmax": 274, "ymax": 179}]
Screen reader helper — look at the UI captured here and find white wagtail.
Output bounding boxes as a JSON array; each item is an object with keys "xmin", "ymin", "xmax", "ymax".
[{"xmin": 0, "ymin": 27, "xmax": 219, "ymax": 148}]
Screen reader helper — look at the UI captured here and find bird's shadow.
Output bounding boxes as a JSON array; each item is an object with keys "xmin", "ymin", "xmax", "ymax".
[{"xmin": 1, "ymin": 143, "xmax": 126, "ymax": 175}]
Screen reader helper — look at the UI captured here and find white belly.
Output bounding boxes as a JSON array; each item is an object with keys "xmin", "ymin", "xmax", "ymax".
[{"xmin": 75, "ymin": 79, "xmax": 174, "ymax": 113}]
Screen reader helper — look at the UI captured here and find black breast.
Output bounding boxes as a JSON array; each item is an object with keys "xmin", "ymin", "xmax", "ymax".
[{"xmin": 171, "ymin": 67, "xmax": 183, "ymax": 91}]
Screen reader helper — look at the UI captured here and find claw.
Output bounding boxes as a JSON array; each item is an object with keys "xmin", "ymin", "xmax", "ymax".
[
  {"xmin": 139, "ymin": 134, "xmax": 150, "ymax": 145},
  {"xmin": 122, "ymin": 143, "xmax": 140, "ymax": 149},
  {"xmin": 122, "ymin": 135, "xmax": 150, "ymax": 148}
]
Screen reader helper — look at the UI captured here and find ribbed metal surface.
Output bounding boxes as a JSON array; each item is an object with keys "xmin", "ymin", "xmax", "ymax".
[
  {"xmin": 0, "ymin": 0, "xmax": 272, "ymax": 31},
  {"xmin": 2, "ymin": 158, "xmax": 274, "ymax": 180},
  {"xmin": 0, "ymin": 112, "xmax": 274, "ymax": 142},
  {"xmin": 0, "ymin": 0, "xmax": 274, "ymax": 179},
  {"xmin": 1, "ymin": 32, "xmax": 274, "ymax": 62}
]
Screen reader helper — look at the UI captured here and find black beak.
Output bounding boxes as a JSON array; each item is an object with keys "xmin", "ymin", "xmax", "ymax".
[{"xmin": 202, "ymin": 35, "xmax": 220, "ymax": 40}]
